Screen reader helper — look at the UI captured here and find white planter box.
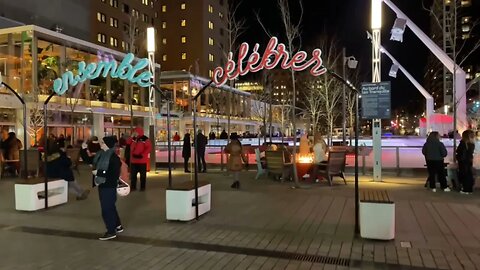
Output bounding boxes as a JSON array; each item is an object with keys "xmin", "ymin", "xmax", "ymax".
[
  {"xmin": 166, "ymin": 181, "xmax": 211, "ymax": 221},
  {"xmin": 15, "ymin": 179, "xmax": 68, "ymax": 211},
  {"xmin": 360, "ymin": 201, "xmax": 395, "ymax": 240}
]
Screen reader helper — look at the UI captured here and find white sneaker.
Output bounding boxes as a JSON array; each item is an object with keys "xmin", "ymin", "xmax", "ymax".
[
  {"xmin": 432, "ymin": 188, "xmax": 437, "ymax": 193},
  {"xmin": 443, "ymin": 187, "xmax": 451, "ymax": 192},
  {"xmin": 460, "ymin": 191, "xmax": 472, "ymax": 195}
]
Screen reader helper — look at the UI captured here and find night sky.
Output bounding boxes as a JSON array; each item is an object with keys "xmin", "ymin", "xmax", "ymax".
[{"xmin": 235, "ymin": 0, "xmax": 431, "ymax": 114}]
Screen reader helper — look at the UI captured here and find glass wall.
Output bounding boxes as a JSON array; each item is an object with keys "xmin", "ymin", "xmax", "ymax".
[{"xmin": 0, "ymin": 30, "xmax": 33, "ymax": 94}]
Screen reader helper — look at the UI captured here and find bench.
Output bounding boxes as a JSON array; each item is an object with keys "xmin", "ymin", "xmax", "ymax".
[
  {"xmin": 360, "ymin": 189, "xmax": 395, "ymax": 240},
  {"xmin": 166, "ymin": 181, "xmax": 211, "ymax": 221},
  {"xmin": 15, "ymin": 178, "xmax": 68, "ymax": 211}
]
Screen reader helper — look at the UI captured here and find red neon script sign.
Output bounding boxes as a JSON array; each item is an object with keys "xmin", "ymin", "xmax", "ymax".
[{"xmin": 212, "ymin": 37, "xmax": 326, "ymax": 86}]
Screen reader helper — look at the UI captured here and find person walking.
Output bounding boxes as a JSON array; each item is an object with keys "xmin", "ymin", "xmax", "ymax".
[
  {"xmin": 422, "ymin": 131, "xmax": 451, "ymax": 192},
  {"xmin": 195, "ymin": 129, "xmax": 208, "ymax": 173},
  {"xmin": 182, "ymin": 133, "xmax": 191, "ymax": 173},
  {"xmin": 3, "ymin": 132, "xmax": 23, "ymax": 175},
  {"xmin": 128, "ymin": 127, "xmax": 151, "ymax": 191},
  {"xmin": 92, "ymin": 136, "xmax": 123, "ymax": 240},
  {"xmin": 457, "ymin": 129, "xmax": 475, "ymax": 194},
  {"xmin": 225, "ymin": 133, "xmax": 246, "ymax": 189}
]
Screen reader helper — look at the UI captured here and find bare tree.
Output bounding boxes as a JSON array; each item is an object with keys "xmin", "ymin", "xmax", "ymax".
[{"xmin": 301, "ymin": 81, "xmax": 324, "ymax": 137}]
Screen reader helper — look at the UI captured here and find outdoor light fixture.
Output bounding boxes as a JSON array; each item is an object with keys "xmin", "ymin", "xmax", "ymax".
[
  {"xmin": 389, "ymin": 64, "xmax": 399, "ymax": 78},
  {"xmin": 345, "ymin": 56, "xmax": 358, "ymax": 69},
  {"xmin": 391, "ymin": 18, "xmax": 407, "ymax": 42},
  {"xmin": 371, "ymin": 0, "xmax": 382, "ymax": 29},
  {"xmin": 147, "ymin": 27, "xmax": 155, "ymax": 53}
]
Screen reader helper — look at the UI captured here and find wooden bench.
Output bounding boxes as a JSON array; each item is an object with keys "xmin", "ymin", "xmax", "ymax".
[
  {"xmin": 15, "ymin": 178, "xmax": 68, "ymax": 211},
  {"xmin": 360, "ymin": 189, "xmax": 395, "ymax": 240},
  {"xmin": 166, "ymin": 181, "xmax": 211, "ymax": 221},
  {"xmin": 316, "ymin": 150, "xmax": 347, "ymax": 186}
]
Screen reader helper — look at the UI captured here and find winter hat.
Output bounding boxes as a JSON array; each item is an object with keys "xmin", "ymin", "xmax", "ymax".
[
  {"xmin": 102, "ymin": 136, "xmax": 117, "ymax": 148},
  {"xmin": 91, "ymin": 136, "xmax": 99, "ymax": 143}
]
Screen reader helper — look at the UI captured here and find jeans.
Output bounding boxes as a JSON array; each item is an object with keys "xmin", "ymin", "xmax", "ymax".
[
  {"xmin": 98, "ymin": 188, "xmax": 121, "ymax": 234},
  {"xmin": 196, "ymin": 152, "xmax": 207, "ymax": 172},
  {"xmin": 68, "ymin": 181, "xmax": 84, "ymax": 197},
  {"xmin": 426, "ymin": 160, "xmax": 448, "ymax": 189},
  {"xmin": 458, "ymin": 162, "xmax": 474, "ymax": 192},
  {"xmin": 184, "ymin": 157, "xmax": 190, "ymax": 172},
  {"xmin": 130, "ymin": 163, "xmax": 147, "ymax": 190}
]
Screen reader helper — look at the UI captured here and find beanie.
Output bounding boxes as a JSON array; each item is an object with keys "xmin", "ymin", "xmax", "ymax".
[{"xmin": 102, "ymin": 136, "xmax": 117, "ymax": 148}]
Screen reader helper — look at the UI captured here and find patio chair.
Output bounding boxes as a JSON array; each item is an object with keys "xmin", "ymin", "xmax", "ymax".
[
  {"xmin": 255, "ymin": 148, "xmax": 267, "ymax": 180},
  {"xmin": 317, "ymin": 150, "xmax": 347, "ymax": 186}
]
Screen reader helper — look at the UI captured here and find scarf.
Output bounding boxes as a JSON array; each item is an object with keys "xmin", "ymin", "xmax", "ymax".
[{"xmin": 93, "ymin": 148, "xmax": 115, "ymax": 185}]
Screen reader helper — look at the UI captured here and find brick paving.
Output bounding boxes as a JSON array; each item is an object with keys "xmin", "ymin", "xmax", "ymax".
[{"xmin": 1, "ymin": 166, "xmax": 480, "ymax": 269}]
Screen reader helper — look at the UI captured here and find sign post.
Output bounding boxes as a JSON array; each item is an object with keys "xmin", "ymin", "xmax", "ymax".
[{"xmin": 361, "ymin": 82, "xmax": 391, "ymax": 120}]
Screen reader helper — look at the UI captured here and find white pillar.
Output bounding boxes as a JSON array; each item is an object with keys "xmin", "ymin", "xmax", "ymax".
[
  {"xmin": 372, "ymin": 27, "xmax": 382, "ymax": 182},
  {"xmin": 15, "ymin": 108, "xmax": 30, "ymax": 149},
  {"xmin": 93, "ymin": 113, "xmax": 104, "ymax": 137}
]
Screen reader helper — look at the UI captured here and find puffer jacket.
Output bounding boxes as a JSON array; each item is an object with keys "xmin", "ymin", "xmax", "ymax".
[{"xmin": 127, "ymin": 127, "xmax": 152, "ymax": 164}]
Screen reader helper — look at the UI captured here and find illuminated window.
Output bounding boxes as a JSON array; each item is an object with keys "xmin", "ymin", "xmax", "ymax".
[
  {"xmin": 162, "ymin": 5, "xmax": 167, "ymax": 12},
  {"xmin": 155, "ymin": 12, "xmax": 158, "ymax": 18},
  {"xmin": 208, "ymin": 5, "xmax": 213, "ymax": 13},
  {"xmin": 142, "ymin": 0, "xmax": 149, "ymax": 5},
  {"xmin": 162, "ymin": 38, "xmax": 167, "ymax": 44},
  {"xmin": 131, "ymin": 9, "xmax": 139, "ymax": 17},
  {"xmin": 97, "ymin": 12, "xmax": 106, "ymax": 23},
  {"xmin": 97, "ymin": 33, "xmax": 106, "ymax": 43},
  {"xmin": 109, "ymin": 0, "xmax": 118, "ymax": 7},
  {"xmin": 110, "ymin": 37, "xmax": 118, "ymax": 47},
  {"xmin": 462, "ymin": 24, "xmax": 471, "ymax": 32},
  {"xmin": 121, "ymin": 41, "xmax": 130, "ymax": 51},
  {"xmin": 181, "ymin": 3, "xmax": 186, "ymax": 9},
  {"xmin": 208, "ymin": 21, "xmax": 214, "ymax": 29},
  {"xmin": 181, "ymin": 52, "xmax": 187, "ymax": 60},
  {"xmin": 209, "ymin": 54, "xmax": 214, "ymax": 62},
  {"xmin": 162, "ymin": 21, "xmax": 167, "ymax": 29},
  {"xmin": 463, "ymin": 16, "xmax": 471, "ymax": 23},
  {"xmin": 110, "ymin": 17, "xmax": 118, "ymax": 28},
  {"xmin": 181, "ymin": 36, "xmax": 187, "ymax": 43},
  {"xmin": 461, "ymin": 0, "xmax": 471, "ymax": 6},
  {"xmin": 209, "ymin": 70, "xmax": 213, "ymax": 78},
  {"xmin": 142, "ymin": 14, "xmax": 149, "ymax": 23},
  {"xmin": 181, "ymin": 19, "xmax": 186, "ymax": 27},
  {"xmin": 162, "ymin": 54, "xmax": 167, "ymax": 61},
  {"xmin": 208, "ymin": 37, "xmax": 214, "ymax": 46},
  {"xmin": 462, "ymin": 33, "xmax": 470, "ymax": 39},
  {"xmin": 219, "ymin": 12, "xmax": 224, "ymax": 19}
]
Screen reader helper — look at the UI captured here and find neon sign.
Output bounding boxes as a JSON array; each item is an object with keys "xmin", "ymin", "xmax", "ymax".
[
  {"xmin": 53, "ymin": 53, "xmax": 153, "ymax": 95},
  {"xmin": 212, "ymin": 37, "xmax": 326, "ymax": 86}
]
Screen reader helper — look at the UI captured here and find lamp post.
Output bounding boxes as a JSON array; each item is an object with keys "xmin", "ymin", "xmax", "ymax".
[
  {"xmin": 0, "ymin": 74, "xmax": 28, "ymax": 179},
  {"xmin": 371, "ymin": 0, "xmax": 383, "ymax": 182},
  {"xmin": 153, "ymin": 85, "xmax": 173, "ymax": 188},
  {"xmin": 342, "ymin": 50, "xmax": 358, "ymax": 145},
  {"xmin": 147, "ymin": 27, "xmax": 157, "ymax": 172}
]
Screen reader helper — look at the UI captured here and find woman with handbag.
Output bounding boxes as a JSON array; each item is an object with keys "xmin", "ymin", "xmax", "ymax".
[
  {"xmin": 225, "ymin": 133, "xmax": 246, "ymax": 189},
  {"xmin": 92, "ymin": 136, "xmax": 124, "ymax": 240},
  {"xmin": 457, "ymin": 130, "xmax": 475, "ymax": 194}
]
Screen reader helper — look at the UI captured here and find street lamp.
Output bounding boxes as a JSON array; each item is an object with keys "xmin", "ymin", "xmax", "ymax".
[
  {"xmin": 147, "ymin": 27, "xmax": 157, "ymax": 172},
  {"xmin": 342, "ymin": 51, "xmax": 358, "ymax": 145}
]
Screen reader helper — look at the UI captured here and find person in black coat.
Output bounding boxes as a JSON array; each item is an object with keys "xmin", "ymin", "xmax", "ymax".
[
  {"xmin": 457, "ymin": 129, "xmax": 475, "ymax": 194},
  {"xmin": 195, "ymin": 130, "xmax": 208, "ymax": 173},
  {"xmin": 182, "ymin": 133, "xmax": 191, "ymax": 173},
  {"xmin": 422, "ymin": 131, "xmax": 450, "ymax": 192},
  {"xmin": 92, "ymin": 136, "xmax": 123, "ymax": 240}
]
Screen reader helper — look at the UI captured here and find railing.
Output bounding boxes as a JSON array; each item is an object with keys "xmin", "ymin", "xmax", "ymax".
[{"xmin": 154, "ymin": 144, "xmax": 454, "ymax": 175}]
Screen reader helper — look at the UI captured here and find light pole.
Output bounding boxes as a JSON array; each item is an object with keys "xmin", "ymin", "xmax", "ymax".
[
  {"xmin": 147, "ymin": 27, "xmax": 157, "ymax": 172},
  {"xmin": 371, "ymin": 0, "xmax": 383, "ymax": 182},
  {"xmin": 342, "ymin": 50, "xmax": 358, "ymax": 145}
]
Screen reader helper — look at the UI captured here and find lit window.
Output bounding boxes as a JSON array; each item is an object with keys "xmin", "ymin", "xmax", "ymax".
[
  {"xmin": 97, "ymin": 12, "xmax": 106, "ymax": 23},
  {"xmin": 155, "ymin": 12, "xmax": 158, "ymax": 18},
  {"xmin": 131, "ymin": 9, "xmax": 139, "ymax": 17},
  {"xmin": 461, "ymin": 0, "xmax": 471, "ymax": 6},
  {"xmin": 208, "ymin": 37, "xmax": 214, "ymax": 46},
  {"xmin": 110, "ymin": 17, "xmax": 118, "ymax": 28},
  {"xmin": 162, "ymin": 21, "xmax": 167, "ymax": 29},
  {"xmin": 208, "ymin": 5, "xmax": 213, "ymax": 13},
  {"xmin": 462, "ymin": 33, "xmax": 470, "ymax": 39},
  {"xmin": 142, "ymin": 14, "xmax": 149, "ymax": 23},
  {"xmin": 142, "ymin": 0, "xmax": 149, "ymax": 5},
  {"xmin": 97, "ymin": 33, "xmax": 106, "ymax": 43},
  {"xmin": 181, "ymin": 3, "xmax": 186, "ymax": 9},
  {"xmin": 462, "ymin": 24, "xmax": 471, "ymax": 32},
  {"xmin": 219, "ymin": 12, "xmax": 224, "ymax": 19},
  {"xmin": 110, "ymin": 37, "xmax": 118, "ymax": 47},
  {"xmin": 463, "ymin": 16, "xmax": 471, "ymax": 23},
  {"xmin": 209, "ymin": 70, "xmax": 213, "ymax": 77},
  {"xmin": 181, "ymin": 19, "xmax": 186, "ymax": 27},
  {"xmin": 162, "ymin": 5, "xmax": 167, "ymax": 12},
  {"xmin": 181, "ymin": 36, "xmax": 187, "ymax": 43},
  {"xmin": 208, "ymin": 21, "xmax": 214, "ymax": 29},
  {"xmin": 209, "ymin": 54, "xmax": 214, "ymax": 62},
  {"xmin": 109, "ymin": 0, "xmax": 118, "ymax": 7},
  {"xmin": 181, "ymin": 52, "xmax": 187, "ymax": 60},
  {"xmin": 162, "ymin": 38, "xmax": 167, "ymax": 44},
  {"xmin": 162, "ymin": 54, "xmax": 167, "ymax": 61}
]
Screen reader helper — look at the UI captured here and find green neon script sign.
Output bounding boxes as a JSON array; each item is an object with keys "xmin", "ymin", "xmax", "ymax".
[{"xmin": 53, "ymin": 53, "xmax": 153, "ymax": 95}]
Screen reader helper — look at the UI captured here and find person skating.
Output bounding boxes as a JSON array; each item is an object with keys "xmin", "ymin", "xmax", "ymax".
[
  {"xmin": 422, "ymin": 131, "xmax": 450, "ymax": 192},
  {"xmin": 457, "ymin": 130, "xmax": 475, "ymax": 194},
  {"xmin": 127, "ymin": 127, "xmax": 151, "ymax": 191},
  {"xmin": 182, "ymin": 133, "xmax": 191, "ymax": 173},
  {"xmin": 92, "ymin": 136, "xmax": 123, "ymax": 240}
]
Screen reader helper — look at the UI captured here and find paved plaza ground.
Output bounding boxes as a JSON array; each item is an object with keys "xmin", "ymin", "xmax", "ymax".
[{"xmin": 1, "ymin": 166, "xmax": 480, "ymax": 269}]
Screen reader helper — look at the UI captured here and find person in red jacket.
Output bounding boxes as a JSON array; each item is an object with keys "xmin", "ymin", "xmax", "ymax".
[{"xmin": 127, "ymin": 127, "xmax": 151, "ymax": 191}]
